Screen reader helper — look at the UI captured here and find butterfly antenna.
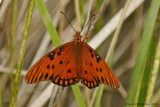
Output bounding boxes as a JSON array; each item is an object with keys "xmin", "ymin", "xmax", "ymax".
[{"xmin": 60, "ymin": 11, "xmax": 77, "ymax": 33}]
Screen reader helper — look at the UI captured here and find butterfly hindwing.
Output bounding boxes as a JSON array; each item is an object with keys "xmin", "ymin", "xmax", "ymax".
[
  {"xmin": 25, "ymin": 42, "xmax": 80, "ymax": 87},
  {"xmin": 81, "ymin": 42, "xmax": 120, "ymax": 88}
]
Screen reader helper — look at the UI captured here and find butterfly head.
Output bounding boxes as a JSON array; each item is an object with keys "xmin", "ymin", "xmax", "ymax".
[{"xmin": 73, "ymin": 31, "xmax": 82, "ymax": 42}]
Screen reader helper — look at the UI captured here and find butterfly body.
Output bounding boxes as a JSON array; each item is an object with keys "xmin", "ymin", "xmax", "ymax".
[
  {"xmin": 25, "ymin": 32, "xmax": 120, "ymax": 89},
  {"xmin": 72, "ymin": 32, "xmax": 83, "ymax": 76}
]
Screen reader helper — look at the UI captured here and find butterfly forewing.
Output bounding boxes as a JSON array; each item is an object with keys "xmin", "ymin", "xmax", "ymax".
[
  {"xmin": 25, "ymin": 42, "xmax": 80, "ymax": 86},
  {"xmin": 81, "ymin": 42, "xmax": 120, "ymax": 88}
]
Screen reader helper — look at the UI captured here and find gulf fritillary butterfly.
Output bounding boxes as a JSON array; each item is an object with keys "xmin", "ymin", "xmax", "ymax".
[{"xmin": 25, "ymin": 32, "xmax": 120, "ymax": 88}]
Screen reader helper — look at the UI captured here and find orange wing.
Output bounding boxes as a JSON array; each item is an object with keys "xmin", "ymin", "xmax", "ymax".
[
  {"xmin": 25, "ymin": 42, "xmax": 80, "ymax": 87},
  {"xmin": 80, "ymin": 42, "xmax": 120, "ymax": 88}
]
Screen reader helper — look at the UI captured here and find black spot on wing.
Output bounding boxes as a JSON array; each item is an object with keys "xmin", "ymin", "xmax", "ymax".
[
  {"xmin": 68, "ymin": 69, "xmax": 71, "ymax": 73},
  {"xmin": 101, "ymin": 76, "xmax": 104, "ymax": 82},
  {"xmin": 49, "ymin": 74, "xmax": 54, "ymax": 80},
  {"xmin": 47, "ymin": 65, "xmax": 50, "ymax": 69},
  {"xmin": 96, "ymin": 59, "xmax": 100, "ymax": 63},
  {"xmin": 89, "ymin": 48, "xmax": 92, "ymax": 53},
  {"xmin": 60, "ymin": 47, "xmax": 64, "ymax": 51},
  {"xmin": 96, "ymin": 68, "xmax": 98, "ymax": 72},
  {"xmin": 57, "ymin": 52, "xmax": 61, "ymax": 56},
  {"xmin": 91, "ymin": 54, "xmax": 94, "ymax": 58},
  {"xmin": 45, "ymin": 73, "xmax": 48, "ymax": 79},
  {"xmin": 48, "ymin": 52, "xmax": 55, "ymax": 60},
  {"xmin": 97, "ymin": 77, "xmax": 100, "ymax": 82},
  {"xmin": 52, "ymin": 65, "xmax": 54, "ymax": 69},
  {"xmin": 59, "ymin": 61, "xmax": 63, "ymax": 64},
  {"xmin": 100, "ymin": 68, "xmax": 102, "ymax": 72},
  {"xmin": 95, "ymin": 54, "xmax": 101, "ymax": 63},
  {"xmin": 85, "ymin": 70, "xmax": 87, "ymax": 74}
]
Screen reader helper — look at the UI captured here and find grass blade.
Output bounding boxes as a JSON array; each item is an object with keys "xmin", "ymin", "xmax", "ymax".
[
  {"xmin": 10, "ymin": 0, "xmax": 16, "ymax": 102},
  {"xmin": 1, "ymin": 89, "xmax": 4, "ymax": 107},
  {"xmin": 138, "ymin": 33, "xmax": 157, "ymax": 104},
  {"xmin": 9, "ymin": 0, "xmax": 35, "ymax": 106},
  {"xmin": 125, "ymin": 0, "xmax": 160, "ymax": 106},
  {"xmin": 145, "ymin": 13, "xmax": 160, "ymax": 105},
  {"xmin": 0, "ymin": 77, "xmax": 5, "ymax": 107},
  {"xmin": 72, "ymin": 85, "xmax": 86, "ymax": 107},
  {"xmin": 150, "ymin": 87, "xmax": 160, "ymax": 107},
  {"xmin": 35, "ymin": 0, "xmax": 61, "ymax": 47}
]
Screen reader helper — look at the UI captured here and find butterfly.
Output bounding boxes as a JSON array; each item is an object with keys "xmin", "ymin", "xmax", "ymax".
[{"xmin": 25, "ymin": 32, "xmax": 120, "ymax": 89}]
